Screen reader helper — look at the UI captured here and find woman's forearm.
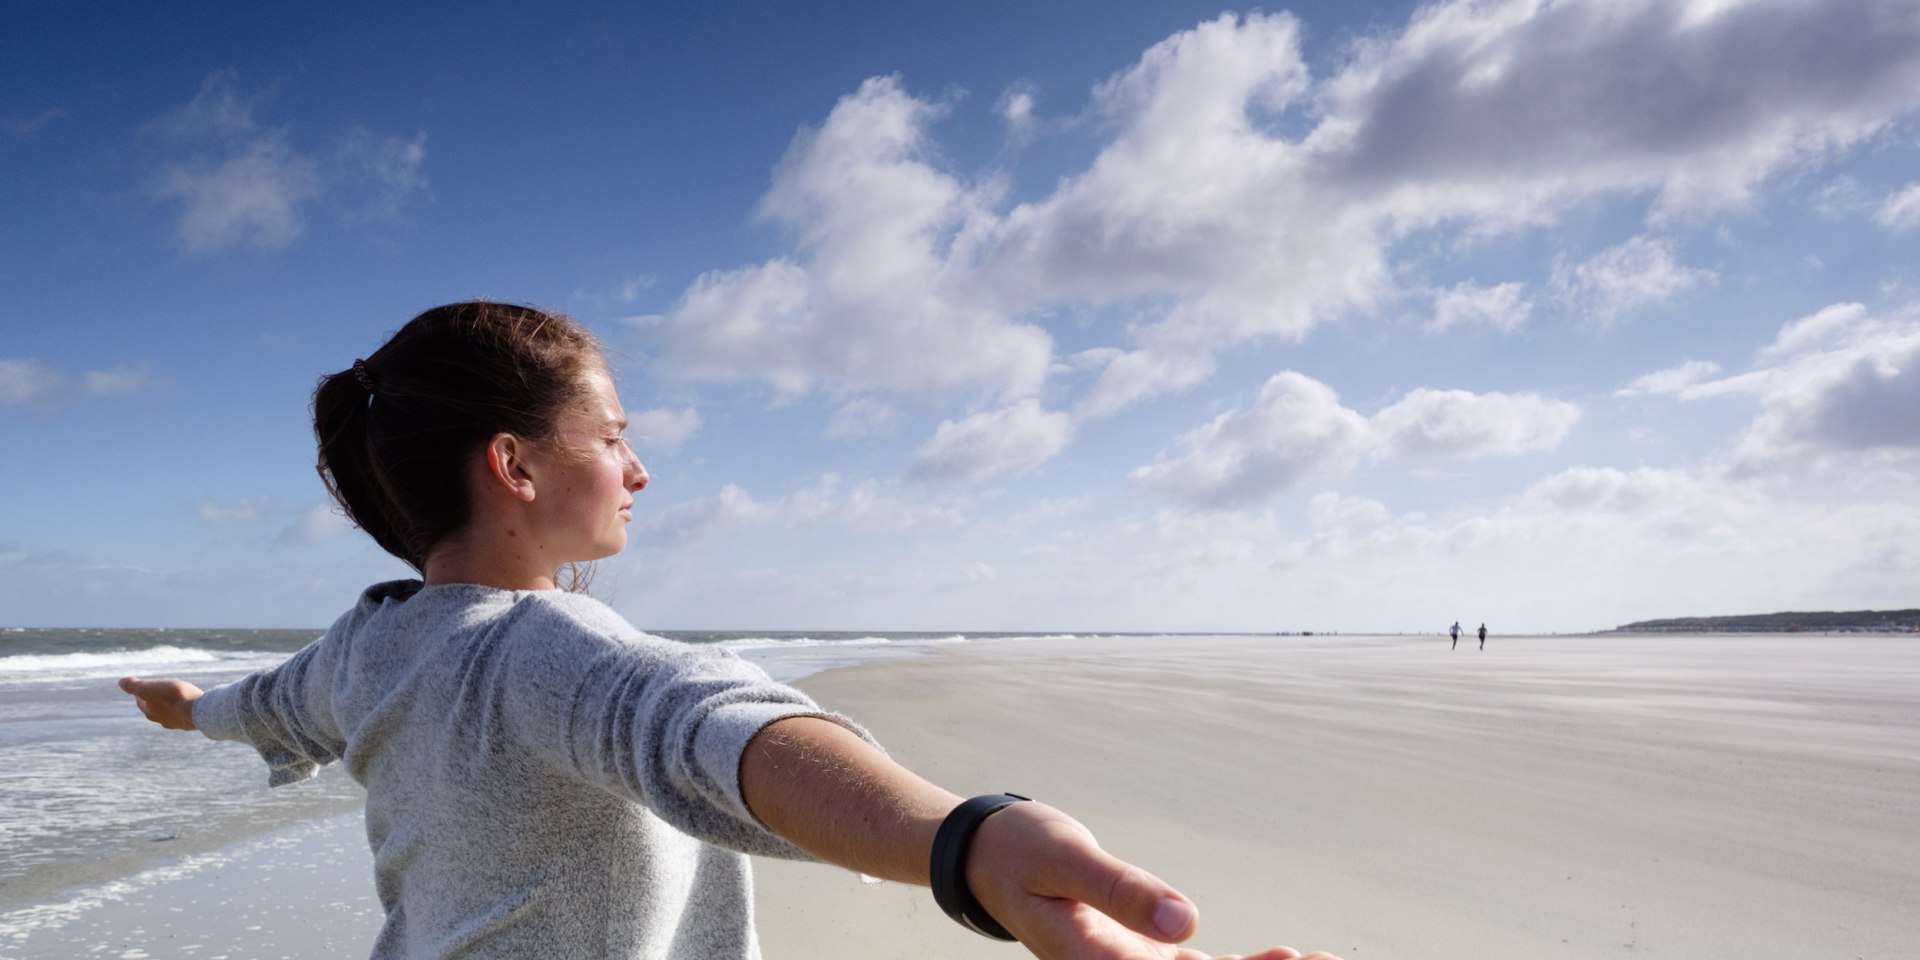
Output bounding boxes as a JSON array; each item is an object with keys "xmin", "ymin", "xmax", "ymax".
[{"xmin": 739, "ymin": 715, "xmax": 962, "ymax": 884}]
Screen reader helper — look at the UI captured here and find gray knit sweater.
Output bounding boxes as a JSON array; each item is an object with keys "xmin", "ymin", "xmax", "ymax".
[{"xmin": 193, "ymin": 580, "xmax": 870, "ymax": 959}]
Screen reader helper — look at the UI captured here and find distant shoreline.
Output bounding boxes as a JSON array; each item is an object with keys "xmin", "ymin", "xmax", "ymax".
[{"xmin": 1612, "ymin": 608, "xmax": 1920, "ymax": 634}]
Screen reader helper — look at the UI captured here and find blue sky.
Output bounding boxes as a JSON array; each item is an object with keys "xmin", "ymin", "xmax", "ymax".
[{"xmin": 4, "ymin": 0, "xmax": 1918, "ymax": 631}]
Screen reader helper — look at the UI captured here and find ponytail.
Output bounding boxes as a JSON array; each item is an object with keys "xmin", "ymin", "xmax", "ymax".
[{"xmin": 313, "ymin": 366, "xmax": 417, "ymax": 568}]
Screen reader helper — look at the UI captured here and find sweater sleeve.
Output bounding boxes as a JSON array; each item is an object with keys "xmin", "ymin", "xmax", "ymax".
[
  {"xmin": 192, "ymin": 614, "xmax": 351, "ymax": 788},
  {"xmin": 503, "ymin": 597, "xmax": 881, "ymax": 860}
]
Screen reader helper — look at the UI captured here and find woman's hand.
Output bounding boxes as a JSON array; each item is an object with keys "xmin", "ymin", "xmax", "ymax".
[
  {"xmin": 966, "ymin": 801, "xmax": 1342, "ymax": 960},
  {"xmin": 118, "ymin": 676, "xmax": 204, "ymax": 731}
]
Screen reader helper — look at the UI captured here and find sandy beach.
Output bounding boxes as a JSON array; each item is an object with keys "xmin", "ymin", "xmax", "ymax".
[
  {"xmin": 754, "ymin": 634, "xmax": 1920, "ymax": 959},
  {"xmin": 7, "ymin": 633, "xmax": 1916, "ymax": 959}
]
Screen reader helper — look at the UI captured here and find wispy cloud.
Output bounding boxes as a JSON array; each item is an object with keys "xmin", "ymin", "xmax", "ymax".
[
  {"xmin": 1552, "ymin": 236, "xmax": 1712, "ymax": 320},
  {"xmin": 628, "ymin": 407, "xmax": 702, "ymax": 452},
  {"xmin": 1875, "ymin": 182, "xmax": 1920, "ymax": 231},
  {"xmin": 0, "ymin": 358, "xmax": 160, "ymax": 412},
  {"xmin": 145, "ymin": 70, "xmax": 427, "ymax": 253},
  {"xmin": 1427, "ymin": 281, "xmax": 1532, "ymax": 334},
  {"xmin": 198, "ymin": 497, "xmax": 271, "ymax": 523},
  {"xmin": 5, "ymin": 107, "xmax": 69, "ymax": 139}
]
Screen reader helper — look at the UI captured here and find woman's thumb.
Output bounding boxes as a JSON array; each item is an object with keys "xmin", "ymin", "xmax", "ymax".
[{"xmin": 1068, "ymin": 850, "xmax": 1198, "ymax": 942}]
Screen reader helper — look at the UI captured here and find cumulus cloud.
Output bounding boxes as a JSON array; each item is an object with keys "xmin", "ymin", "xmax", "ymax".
[
  {"xmin": 1, "ymin": 358, "xmax": 158, "ymax": 411},
  {"xmin": 628, "ymin": 407, "xmax": 701, "ymax": 452},
  {"xmin": 641, "ymin": 2, "xmax": 1920, "ymax": 414},
  {"xmin": 1131, "ymin": 372, "xmax": 1579, "ymax": 508},
  {"xmin": 1370, "ymin": 388, "xmax": 1581, "ymax": 459},
  {"xmin": 651, "ymin": 77, "xmax": 1052, "ymax": 399},
  {"xmin": 1427, "ymin": 281, "xmax": 1531, "ymax": 333},
  {"xmin": 1615, "ymin": 359, "xmax": 1723, "ymax": 397},
  {"xmin": 1129, "ymin": 374, "xmax": 1369, "ymax": 509},
  {"xmin": 1643, "ymin": 301, "xmax": 1920, "ymax": 468},
  {"xmin": 912, "ymin": 400, "xmax": 1074, "ymax": 482},
  {"xmin": 146, "ymin": 70, "xmax": 426, "ymax": 252},
  {"xmin": 996, "ymin": 84, "xmax": 1040, "ymax": 144},
  {"xmin": 1553, "ymin": 236, "xmax": 1712, "ymax": 319}
]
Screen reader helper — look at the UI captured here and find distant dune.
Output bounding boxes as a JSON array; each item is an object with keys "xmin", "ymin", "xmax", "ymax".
[{"xmin": 1615, "ymin": 609, "xmax": 1920, "ymax": 633}]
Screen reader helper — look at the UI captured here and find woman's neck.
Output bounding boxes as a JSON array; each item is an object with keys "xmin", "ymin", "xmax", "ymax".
[{"xmin": 422, "ymin": 529, "xmax": 559, "ymax": 591}]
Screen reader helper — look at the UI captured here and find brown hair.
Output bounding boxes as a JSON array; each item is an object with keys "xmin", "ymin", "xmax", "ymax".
[{"xmin": 312, "ymin": 301, "xmax": 606, "ymax": 573}]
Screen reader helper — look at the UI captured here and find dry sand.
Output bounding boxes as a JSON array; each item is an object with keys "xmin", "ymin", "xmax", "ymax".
[
  {"xmin": 754, "ymin": 634, "xmax": 1920, "ymax": 960},
  {"xmin": 11, "ymin": 633, "xmax": 1915, "ymax": 959}
]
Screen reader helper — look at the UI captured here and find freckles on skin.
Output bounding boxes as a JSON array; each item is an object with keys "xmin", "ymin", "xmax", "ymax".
[{"xmin": 507, "ymin": 528, "xmax": 517, "ymax": 539}]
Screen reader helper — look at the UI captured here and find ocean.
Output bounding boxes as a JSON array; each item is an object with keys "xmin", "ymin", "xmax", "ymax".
[{"xmin": 0, "ymin": 623, "xmax": 1126, "ymax": 944}]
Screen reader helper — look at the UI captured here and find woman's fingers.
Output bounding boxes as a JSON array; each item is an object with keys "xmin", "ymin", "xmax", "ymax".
[{"xmin": 118, "ymin": 676, "xmax": 200, "ymax": 730}]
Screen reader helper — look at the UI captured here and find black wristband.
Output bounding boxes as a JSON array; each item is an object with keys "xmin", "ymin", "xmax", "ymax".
[{"xmin": 929, "ymin": 793, "xmax": 1031, "ymax": 941}]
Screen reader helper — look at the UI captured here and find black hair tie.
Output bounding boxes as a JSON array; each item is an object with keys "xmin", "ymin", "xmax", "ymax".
[
  {"xmin": 930, "ymin": 793, "xmax": 1030, "ymax": 941},
  {"xmin": 351, "ymin": 358, "xmax": 377, "ymax": 393}
]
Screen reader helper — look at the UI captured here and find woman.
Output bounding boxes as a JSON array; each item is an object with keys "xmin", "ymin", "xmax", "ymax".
[{"xmin": 120, "ymin": 301, "xmax": 1338, "ymax": 960}]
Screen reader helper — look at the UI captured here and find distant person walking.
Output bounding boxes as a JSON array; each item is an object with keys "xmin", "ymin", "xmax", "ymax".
[
  {"xmin": 1450, "ymin": 621, "xmax": 1461, "ymax": 650},
  {"xmin": 1478, "ymin": 623, "xmax": 1488, "ymax": 650}
]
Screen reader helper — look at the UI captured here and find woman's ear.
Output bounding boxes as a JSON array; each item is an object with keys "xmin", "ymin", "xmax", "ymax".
[{"xmin": 482, "ymin": 433, "xmax": 539, "ymax": 503}]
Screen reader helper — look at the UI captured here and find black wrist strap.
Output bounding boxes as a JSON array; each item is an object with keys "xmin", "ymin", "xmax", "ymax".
[{"xmin": 929, "ymin": 793, "xmax": 1031, "ymax": 941}]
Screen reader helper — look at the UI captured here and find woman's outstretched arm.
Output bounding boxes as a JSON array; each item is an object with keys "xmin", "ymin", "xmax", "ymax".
[{"xmin": 740, "ymin": 716, "xmax": 1339, "ymax": 960}]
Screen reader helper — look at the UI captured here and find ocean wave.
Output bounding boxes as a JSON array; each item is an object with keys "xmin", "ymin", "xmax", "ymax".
[{"xmin": 0, "ymin": 646, "xmax": 283, "ymax": 683}]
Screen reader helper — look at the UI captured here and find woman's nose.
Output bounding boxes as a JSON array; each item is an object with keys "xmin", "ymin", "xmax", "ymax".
[{"xmin": 629, "ymin": 459, "xmax": 649, "ymax": 492}]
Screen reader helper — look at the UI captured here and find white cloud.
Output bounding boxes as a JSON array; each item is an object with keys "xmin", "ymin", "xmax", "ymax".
[
  {"xmin": 1370, "ymin": 388, "xmax": 1581, "ymax": 459},
  {"xmin": 1074, "ymin": 348, "xmax": 1216, "ymax": 420},
  {"xmin": 1130, "ymin": 373, "xmax": 1370, "ymax": 508},
  {"xmin": 996, "ymin": 85, "xmax": 1039, "ymax": 144},
  {"xmin": 1734, "ymin": 330, "xmax": 1920, "ymax": 466},
  {"xmin": 279, "ymin": 502, "xmax": 351, "ymax": 544},
  {"xmin": 82, "ymin": 366, "xmax": 157, "ymax": 398},
  {"xmin": 642, "ymin": 3, "xmax": 1920, "ymax": 414},
  {"xmin": 1427, "ymin": 281, "xmax": 1531, "ymax": 333},
  {"xmin": 1874, "ymin": 182, "xmax": 1920, "ymax": 231},
  {"xmin": 5, "ymin": 107, "xmax": 68, "ymax": 139},
  {"xmin": 636, "ymin": 475, "xmax": 966, "ymax": 547},
  {"xmin": 1553, "ymin": 236, "xmax": 1712, "ymax": 319},
  {"xmin": 1615, "ymin": 359, "xmax": 1723, "ymax": 397},
  {"xmin": 1653, "ymin": 302, "xmax": 1920, "ymax": 468},
  {"xmin": 652, "ymin": 77, "xmax": 1052, "ymax": 399},
  {"xmin": 0, "ymin": 359, "xmax": 63, "ymax": 410},
  {"xmin": 1, "ymin": 358, "xmax": 158, "ymax": 410},
  {"xmin": 198, "ymin": 497, "xmax": 270, "ymax": 523},
  {"xmin": 826, "ymin": 397, "xmax": 898, "ymax": 437},
  {"xmin": 628, "ymin": 407, "xmax": 701, "ymax": 452},
  {"xmin": 1759, "ymin": 302, "xmax": 1869, "ymax": 358},
  {"xmin": 1309, "ymin": 491, "xmax": 1390, "ymax": 531},
  {"xmin": 912, "ymin": 400, "xmax": 1074, "ymax": 482},
  {"xmin": 146, "ymin": 70, "xmax": 426, "ymax": 253},
  {"xmin": 335, "ymin": 126, "xmax": 429, "ymax": 223},
  {"xmin": 1132, "ymin": 372, "xmax": 1579, "ymax": 508}
]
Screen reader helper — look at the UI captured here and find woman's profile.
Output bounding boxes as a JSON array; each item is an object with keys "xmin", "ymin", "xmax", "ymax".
[{"xmin": 119, "ymin": 301, "xmax": 1339, "ymax": 960}]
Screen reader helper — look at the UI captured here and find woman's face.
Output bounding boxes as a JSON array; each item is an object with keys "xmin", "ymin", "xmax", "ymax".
[{"xmin": 523, "ymin": 368, "xmax": 649, "ymax": 564}]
